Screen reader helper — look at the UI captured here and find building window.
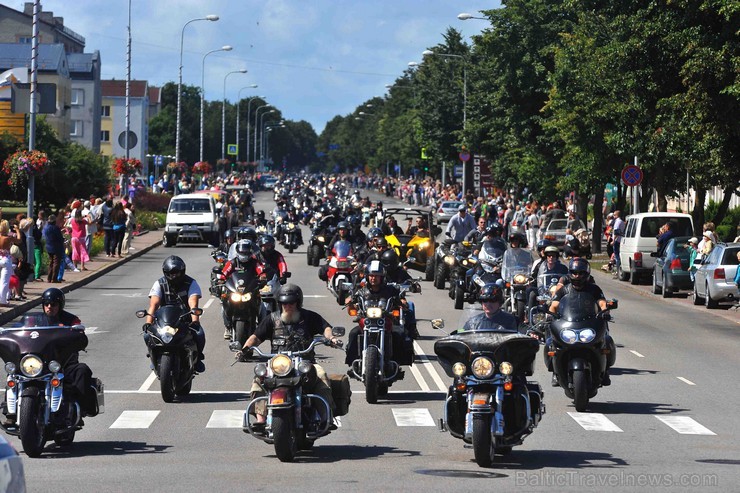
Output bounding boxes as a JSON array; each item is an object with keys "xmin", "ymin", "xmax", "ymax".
[
  {"xmin": 101, "ymin": 130, "xmax": 110, "ymax": 142},
  {"xmin": 71, "ymin": 88, "xmax": 84, "ymax": 106},
  {"xmin": 70, "ymin": 120, "xmax": 83, "ymax": 137},
  {"xmin": 18, "ymin": 36, "xmax": 32, "ymax": 44},
  {"xmin": 101, "ymin": 105, "xmax": 111, "ymax": 117}
]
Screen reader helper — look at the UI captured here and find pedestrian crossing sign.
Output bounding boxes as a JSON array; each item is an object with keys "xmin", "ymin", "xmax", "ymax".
[{"xmin": 227, "ymin": 144, "xmax": 238, "ymax": 156}]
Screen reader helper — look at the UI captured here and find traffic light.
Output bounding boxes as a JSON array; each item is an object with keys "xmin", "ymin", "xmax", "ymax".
[{"xmin": 421, "ymin": 147, "xmax": 428, "ymax": 160}]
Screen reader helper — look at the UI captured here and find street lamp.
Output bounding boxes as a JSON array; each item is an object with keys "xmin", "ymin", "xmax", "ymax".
[
  {"xmin": 200, "ymin": 45, "xmax": 232, "ymax": 163},
  {"xmin": 235, "ymin": 87, "xmax": 259, "ymax": 162},
  {"xmin": 176, "ymin": 14, "xmax": 219, "ymax": 166},
  {"xmin": 244, "ymin": 95, "xmax": 265, "ymax": 163},
  {"xmin": 258, "ymin": 109, "xmax": 276, "ymax": 168},
  {"xmin": 222, "ymin": 69, "xmax": 248, "ymax": 160},
  {"xmin": 253, "ymin": 105, "xmax": 272, "ymax": 167},
  {"xmin": 457, "ymin": 12, "xmax": 487, "ymax": 21},
  {"xmin": 264, "ymin": 124, "xmax": 285, "ymax": 168}
]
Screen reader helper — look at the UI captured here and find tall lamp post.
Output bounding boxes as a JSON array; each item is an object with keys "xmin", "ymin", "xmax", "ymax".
[
  {"xmin": 235, "ymin": 87, "xmax": 258, "ymax": 162},
  {"xmin": 245, "ymin": 96, "xmax": 266, "ymax": 163},
  {"xmin": 176, "ymin": 14, "xmax": 218, "ymax": 166},
  {"xmin": 253, "ymin": 105, "xmax": 272, "ymax": 168},
  {"xmin": 222, "ymin": 69, "xmax": 247, "ymax": 160},
  {"xmin": 257, "ymin": 109, "xmax": 276, "ymax": 169},
  {"xmin": 262, "ymin": 121, "xmax": 284, "ymax": 166},
  {"xmin": 200, "ymin": 45, "xmax": 232, "ymax": 163}
]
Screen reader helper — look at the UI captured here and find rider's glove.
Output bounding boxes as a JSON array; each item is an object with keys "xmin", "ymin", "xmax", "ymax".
[{"xmin": 142, "ymin": 323, "xmax": 152, "ymax": 332}]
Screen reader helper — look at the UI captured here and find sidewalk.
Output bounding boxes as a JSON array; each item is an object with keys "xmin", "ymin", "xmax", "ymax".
[{"xmin": 0, "ymin": 231, "xmax": 163, "ymax": 326}]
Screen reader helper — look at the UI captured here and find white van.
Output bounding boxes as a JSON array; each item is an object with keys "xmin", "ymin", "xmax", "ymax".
[
  {"xmin": 163, "ymin": 193, "xmax": 219, "ymax": 247},
  {"xmin": 618, "ymin": 212, "xmax": 694, "ymax": 284}
]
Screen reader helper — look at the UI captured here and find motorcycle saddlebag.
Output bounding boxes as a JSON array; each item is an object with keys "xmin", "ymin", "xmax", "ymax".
[
  {"xmin": 328, "ymin": 373, "xmax": 352, "ymax": 416},
  {"xmin": 392, "ymin": 331, "xmax": 415, "ymax": 366}
]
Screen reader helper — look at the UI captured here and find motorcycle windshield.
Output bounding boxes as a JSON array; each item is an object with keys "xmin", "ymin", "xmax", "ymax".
[
  {"xmin": 558, "ymin": 290, "xmax": 598, "ymax": 322},
  {"xmin": 228, "ymin": 269, "xmax": 260, "ymax": 292},
  {"xmin": 503, "ymin": 250, "xmax": 533, "ymax": 281},
  {"xmin": 154, "ymin": 305, "xmax": 190, "ymax": 326},
  {"xmin": 537, "ymin": 271, "xmax": 562, "ymax": 294},
  {"xmin": 333, "ymin": 240, "xmax": 353, "ymax": 258},
  {"xmin": 0, "ymin": 312, "xmax": 88, "ymax": 365},
  {"xmin": 479, "ymin": 240, "xmax": 505, "ymax": 264}
]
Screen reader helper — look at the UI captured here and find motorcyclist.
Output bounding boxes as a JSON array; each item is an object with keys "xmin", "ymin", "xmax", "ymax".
[
  {"xmin": 217, "ymin": 228, "xmax": 235, "ymax": 255},
  {"xmin": 527, "ymin": 245, "xmax": 569, "ymax": 314},
  {"xmin": 405, "ymin": 215, "xmax": 430, "ymax": 237},
  {"xmin": 445, "ymin": 204, "xmax": 476, "ymax": 242},
  {"xmin": 464, "ymin": 216, "xmax": 488, "ymax": 247},
  {"xmin": 502, "ymin": 232, "xmax": 532, "ymax": 281},
  {"xmin": 327, "ymin": 221, "xmax": 353, "ymax": 252},
  {"xmin": 461, "ymin": 283, "xmax": 518, "ymax": 332},
  {"xmin": 256, "ymin": 235, "xmax": 288, "ymax": 279},
  {"xmin": 547, "ymin": 257, "xmax": 615, "ymax": 387},
  {"xmin": 348, "ymin": 215, "xmax": 367, "ymax": 246},
  {"xmin": 146, "ymin": 256, "xmax": 206, "ymax": 373},
  {"xmin": 363, "ymin": 236, "xmax": 390, "ymax": 265},
  {"xmin": 236, "ymin": 284, "xmax": 340, "ymax": 428},
  {"xmin": 228, "ymin": 226, "xmax": 258, "ymax": 260},
  {"xmin": 525, "ymin": 240, "xmax": 554, "ymax": 317},
  {"xmin": 381, "ymin": 215, "xmax": 404, "ymax": 236}
]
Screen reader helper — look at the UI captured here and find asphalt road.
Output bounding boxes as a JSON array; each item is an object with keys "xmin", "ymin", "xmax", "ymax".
[{"xmin": 6, "ymin": 190, "xmax": 740, "ymax": 493}]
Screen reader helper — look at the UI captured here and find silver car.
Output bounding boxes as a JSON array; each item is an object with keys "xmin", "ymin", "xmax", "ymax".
[
  {"xmin": 435, "ymin": 201, "xmax": 463, "ymax": 225},
  {"xmin": 542, "ymin": 218, "xmax": 587, "ymax": 248},
  {"xmin": 693, "ymin": 242, "xmax": 739, "ymax": 308}
]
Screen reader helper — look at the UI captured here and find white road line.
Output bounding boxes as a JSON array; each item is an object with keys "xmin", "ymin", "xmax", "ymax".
[
  {"xmin": 568, "ymin": 412, "xmax": 623, "ymax": 432},
  {"xmin": 303, "ymin": 295, "xmax": 328, "ymax": 298},
  {"xmin": 84, "ymin": 327, "xmax": 108, "ymax": 335},
  {"xmin": 203, "ymin": 298, "xmax": 215, "ymax": 309},
  {"xmin": 409, "ymin": 362, "xmax": 430, "ymax": 391},
  {"xmin": 335, "ymin": 416, "xmax": 342, "ymax": 427},
  {"xmin": 110, "ymin": 410, "xmax": 160, "ymax": 429},
  {"xmin": 137, "ymin": 371, "xmax": 157, "ymax": 393},
  {"xmin": 206, "ymin": 410, "xmax": 244, "ymax": 428},
  {"xmin": 629, "ymin": 350, "xmax": 645, "ymax": 358},
  {"xmin": 655, "ymin": 416, "xmax": 716, "ymax": 435},
  {"xmin": 676, "ymin": 377, "xmax": 696, "ymax": 386},
  {"xmin": 392, "ymin": 408, "xmax": 435, "ymax": 427},
  {"xmin": 102, "ymin": 389, "xmax": 443, "ymax": 394},
  {"xmin": 413, "ymin": 341, "xmax": 448, "ymax": 392}
]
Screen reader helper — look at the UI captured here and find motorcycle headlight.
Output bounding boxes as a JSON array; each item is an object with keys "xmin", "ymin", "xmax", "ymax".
[
  {"xmin": 4, "ymin": 362, "xmax": 16, "ymax": 374},
  {"xmin": 48, "ymin": 360, "xmax": 62, "ymax": 373},
  {"xmin": 158, "ymin": 325, "xmax": 178, "ymax": 343},
  {"xmin": 243, "ymin": 293, "xmax": 253, "ymax": 302},
  {"xmin": 288, "ymin": 223, "xmax": 295, "ymax": 229},
  {"xmin": 317, "ymin": 236, "xmax": 325, "ymax": 243},
  {"xmin": 462, "ymin": 259, "xmax": 469, "ymax": 267},
  {"xmin": 418, "ymin": 240, "xmax": 430, "ymax": 250},
  {"xmin": 270, "ymin": 354, "xmax": 293, "ymax": 377},
  {"xmin": 499, "ymin": 361, "xmax": 513, "ymax": 376},
  {"xmin": 513, "ymin": 274, "xmax": 528, "ymax": 284},
  {"xmin": 260, "ymin": 284, "xmax": 272, "ymax": 293},
  {"xmin": 366, "ymin": 307, "xmax": 383, "ymax": 318},
  {"xmin": 471, "ymin": 357, "xmax": 494, "ymax": 379},
  {"xmin": 444, "ymin": 255, "xmax": 455, "ymax": 265},
  {"xmin": 561, "ymin": 329, "xmax": 578, "ymax": 344},
  {"xmin": 297, "ymin": 360, "xmax": 313, "ymax": 374},
  {"xmin": 20, "ymin": 355, "xmax": 43, "ymax": 377},
  {"xmin": 452, "ymin": 362, "xmax": 466, "ymax": 377},
  {"xmin": 230, "ymin": 292, "xmax": 243, "ymax": 303},
  {"xmin": 579, "ymin": 329, "xmax": 596, "ymax": 343},
  {"xmin": 254, "ymin": 363, "xmax": 268, "ymax": 378}
]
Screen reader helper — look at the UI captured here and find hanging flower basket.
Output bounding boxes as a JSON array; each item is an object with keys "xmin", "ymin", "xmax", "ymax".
[
  {"xmin": 2, "ymin": 149, "xmax": 52, "ymax": 189},
  {"xmin": 167, "ymin": 161, "xmax": 187, "ymax": 172},
  {"xmin": 193, "ymin": 161, "xmax": 212, "ymax": 174},
  {"xmin": 113, "ymin": 157, "xmax": 142, "ymax": 176}
]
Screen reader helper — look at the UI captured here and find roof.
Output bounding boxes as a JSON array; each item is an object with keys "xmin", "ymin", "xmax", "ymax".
[
  {"xmin": 0, "ymin": 43, "xmax": 68, "ymax": 74},
  {"xmin": 67, "ymin": 52, "xmax": 93, "ymax": 74},
  {"xmin": 101, "ymin": 79, "xmax": 148, "ymax": 98},
  {"xmin": 148, "ymin": 86, "xmax": 161, "ymax": 104}
]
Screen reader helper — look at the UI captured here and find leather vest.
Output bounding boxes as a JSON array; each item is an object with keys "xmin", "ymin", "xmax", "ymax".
[{"xmin": 158, "ymin": 275, "xmax": 195, "ymax": 309}]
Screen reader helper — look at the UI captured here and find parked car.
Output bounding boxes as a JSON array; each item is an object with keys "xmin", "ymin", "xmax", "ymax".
[
  {"xmin": 693, "ymin": 242, "xmax": 740, "ymax": 308},
  {"xmin": 0, "ymin": 434, "xmax": 26, "ymax": 493},
  {"xmin": 435, "ymin": 201, "xmax": 463, "ymax": 225},
  {"xmin": 617, "ymin": 212, "xmax": 694, "ymax": 285},
  {"xmin": 542, "ymin": 218, "xmax": 587, "ymax": 248},
  {"xmin": 651, "ymin": 236, "xmax": 693, "ymax": 298}
]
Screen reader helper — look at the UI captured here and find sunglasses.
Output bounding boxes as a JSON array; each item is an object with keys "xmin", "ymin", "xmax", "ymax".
[
  {"xmin": 43, "ymin": 301, "xmax": 60, "ymax": 307},
  {"xmin": 545, "ymin": 253, "xmax": 559, "ymax": 258}
]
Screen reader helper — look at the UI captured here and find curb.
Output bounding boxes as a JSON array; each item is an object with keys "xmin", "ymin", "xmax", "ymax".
[{"xmin": 0, "ymin": 239, "xmax": 162, "ymax": 326}]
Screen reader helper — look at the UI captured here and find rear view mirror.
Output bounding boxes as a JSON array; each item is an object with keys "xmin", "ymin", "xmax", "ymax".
[
  {"xmin": 212, "ymin": 266, "xmax": 222, "ymax": 274},
  {"xmin": 606, "ymin": 299, "xmax": 618, "ymax": 310},
  {"xmin": 191, "ymin": 308, "xmax": 204, "ymax": 316},
  {"xmin": 135, "ymin": 310, "xmax": 147, "ymax": 318},
  {"xmin": 332, "ymin": 326, "xmax": 346, "ymax": 337},
  {"xmin": 283, "ymin": 272, "xmax": 292, "ymax": 278}
]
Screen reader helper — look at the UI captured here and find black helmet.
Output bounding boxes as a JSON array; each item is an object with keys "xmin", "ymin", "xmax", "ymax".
[
  {"xmin": 257, "ymin": 210, "xmax": 265, "ymax": 220},
  {"xmin": 237, "ymin": 227, "xmax": 257, "ymax": 242},
  {"xmin": 236, "ymin": 239, "xmax": 254, "ymax": 262},
  {"xmin": 224, "ymin": 229, "xmax": 234, "ymax": 240},
  {"xmin": 42, "ymin": 287, "xmax": 65, "ymax": 310},
  {"xmin": 380, "ymin": 249, "xmax": 400, "ymax": 273},
  {"xmin": 278, "ymin": 283, "xmax": 303, "ymax": 308},
  {"xmin": 162, "ymin": 255, "xmax": 187, "ymax": 287},
  {"xmin": 376, "ymin": 201, "xmax": 383, "ymax": 208},
  {"xmin": 478, "ymin": 283, "xmax": 504, "ymax": 303},
  {"xmin": 258, "ymin": 235, "xmax": 275, "ymax": 249},
  {"xmin": 349, "ymin": 215, "xmax": 362, "ymax": 227},
  {"xmin": 367, "ymin": 227, "xmax": 383, "ymax": 241},
  {"xmin": 568, "ymin": 257, "xmax": 591, "ymax": 288},
  {"xmin": 508, "ymin": 232, "xmax": 525, "ymax": 246},
  {"xmin": 374, "ymin": 237, "xmax": 389, "ymax": 249},
  {"xmin": 366, "ymin": 259, "xmax": 386, "ymax": 278},
  {"xmin": 485, "ymin": 222, "xmax": 503, "ymax": 237},
  {"xmin": 337, "ymin": 221, "xmax": 349, "ymax": 231},
  {"xmin": 536, "ymin": 239, "xmax": 552, "ymax": 254}
]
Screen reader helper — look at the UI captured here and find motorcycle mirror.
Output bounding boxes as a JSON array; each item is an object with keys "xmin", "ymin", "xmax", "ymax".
[
  {"xmin": 283, "ymin": 272, "xmax": 292, "ymax": 279},
  {"xmin": 191, "ymin": 308, "xmax": 204, "ymax": 316},
  {"xmin": 211, "ymin": 266, "xmax": 222, "ymax": 274},
  {"xmin": 332, "ymin": 326, "xmax": 346, "ymax": 337},
  {"xmin": 228, "ymin": 341, "xmax": 241, "ymax": 352},
  {"xmin": 431, "ymin": 319, "xmax": 445, "ymax": 330},
  {"xmin": 135, "ymin": 310, "xmax": 148, "ymax": 318},
  {"xmin": 607, "ymin": 299, "xmax": 619, "ymax": 310}
]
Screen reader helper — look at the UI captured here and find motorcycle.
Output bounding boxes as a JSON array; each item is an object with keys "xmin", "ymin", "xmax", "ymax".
[
  {"xmin": 433, "ymin": 238, "xmax": 459, "ymax": 290},
  {"xmin": 433, "ymin": 319, "xmax": 544, "ymax": 467},
  {"xmin": 258, "ymin": 273, "xmax": 291, "ymax": 323},
  {"xmin": 0, "ymin": 313, "xmax": 104, "ymax": 457},
  {"xmin": 346, "ymin": 283, "xmax": 416, "ymax": 403},
  {"xmin": 280, "ymin": 221, "xmax": 301, "ymax": 254},
  {"xmin": 137, "ymin": 306, "xmax": 203, "ymax": 403},
  {"xmin": 541, "ymin": 295, "xmax": 617, "ymax": 411},
  {"xmin": 502, "ymin": 250, "xmax": 533, "ymax": 323},
  {"xmin": 361, "ymin": 206, "xmax": 372, "ymax": 227},
  {"xmin": 238, "ymin": 330, "xmax": 348, "ymax": 462},
  {"xmin": 453, "ymin": 241, "xmax": 505, "ymax": 310},
  {"xmin": 307, "ymin": 223, "xmax": 336, "ymax": 267},
  {"xmin": 216, "ymin": 268, "xmax": 263, "ymax": 347},
  {"xmin": 326, "ymin": 240, "xmax": 355, "ymax": 306}
]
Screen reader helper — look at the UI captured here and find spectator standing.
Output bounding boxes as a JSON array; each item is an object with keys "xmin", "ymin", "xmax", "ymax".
[
  {"xmin": 526, "ymin": 208, "xmax": 540, "ymax": 250},
  {"xmin": 122, "ymin": 202, "xmax": 136, "ymax": 255},
  {"xmin": 82, "ymin": 200, "xmax": 96, "ymax": 255},
  {"xmin": 446, "ymin": 205, "xmax": 476, "ymax": 242},
  {"xmin": 111, "ymin": 202, "xmax": 127, "ymax": 258},
  {"xmin": 612, "ymin": 211, "xmax": 625, "ymax": 274},
  {"xmin": 42, "ymin": 214, "xmax": 64, "ymax": 283},
  {"xmin": 69, "ymin": 209, "xmax": 90, "ymax": 271},
  {"xmin": 0, "ymin": 220, "xmax": 23, "ymax": 306},
  {"xmin": 101, "ymin": 198, "xmax": 115, "ymax": 257},
  {"xmin": 687, "ymin": 237, "xmax": 699, "ymax": 282}
]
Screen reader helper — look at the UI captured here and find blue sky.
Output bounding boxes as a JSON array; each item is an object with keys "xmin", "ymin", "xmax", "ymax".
[{"xmin": 3, "ymin": 0, "xmax": 497, "ymax": 133}]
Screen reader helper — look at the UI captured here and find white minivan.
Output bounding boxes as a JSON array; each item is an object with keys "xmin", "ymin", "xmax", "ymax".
[
  {"xmin": 163, "ymin": 193, "xmax": 219, "ymax": 247},
  {"xmin": 618, "ymin": 212, "xmax": 694, "ymax": 284}
]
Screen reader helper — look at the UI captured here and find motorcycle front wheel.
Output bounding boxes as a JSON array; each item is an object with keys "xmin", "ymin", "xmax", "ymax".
[
  {"xmin": 572, "ymin": 368, "xmax": 589, "ymax": 412},
  {"xmin": 472, "ymin": 413, "xmax": 494, "ymax": 467},
  {"xmin": 364, "ymin": 346, "xmax": 380, "ymax": 404},
  {"xmin": 20, "ymin": 394, "xmax": 47, "ymax": 457},
  {"xmin": 272, "ymin": 409, "xmax": 298, "ymax": 462},
  {"xmin": 159, "ymin": 353, "xmax": 178, "ymax": 403}
]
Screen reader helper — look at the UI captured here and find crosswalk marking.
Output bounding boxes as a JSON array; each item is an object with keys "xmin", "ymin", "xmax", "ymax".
[
  {"xmin": 676, "ymin": 377, "xmax": 696, "ymax": 386},
  {"xmin": 408, "ymin": 363, "xmax": 430, "ymax": 392},
  {"xmin": 392, "ymin": 408, "xmax": 435, "ymax": 427},
  {"xmin": 629, "ymin": 350, "xmax": 645, "ymax": 358},
  {"xmin": 110, "ymin": 410, "xmax": 160, "ymax": 429},
  {"xmin": 568, "ymin": 412, "xmax": 623, "ymax": 432},
  {"xmin": 413, "ymin": 341, "xmax": 448, "ymax": 392},
  {"xmin": 655, "ymin": 416, "xmax": 716, "ymax": 435},
  {"xmin": 206, "ymin": 410, "xmax": 245, "ymax": 428}
]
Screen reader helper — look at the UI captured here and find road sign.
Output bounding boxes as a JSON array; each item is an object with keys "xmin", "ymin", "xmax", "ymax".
[
  {"xmin": 459, "ymin": 151, "xmax": 470, "ymax": 162},
  {"xmin": 227, "ymin": 144, "xmax": 238, "ymax": 156},
  {"xmin": 154, "ymin": 155, "xmax": 163, "ymax": 166},
  {"xmin": 621, "ymin": 165, "xmax": 643, "ymax": 187},
  {"xmin": 453, "ymin": 164, "xmax": 463, "ymax": 178}
]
